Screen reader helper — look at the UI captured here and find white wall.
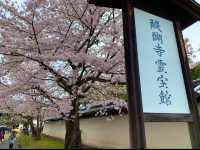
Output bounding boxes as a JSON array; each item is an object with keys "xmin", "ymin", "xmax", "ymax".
[{"xmin": 43, "ymin": 115, "xmax": 192, "ymax": 149}]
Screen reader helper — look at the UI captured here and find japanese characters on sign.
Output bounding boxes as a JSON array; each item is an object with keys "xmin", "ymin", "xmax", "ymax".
[
  {"xmin": 134, "ymin": 8, "xmax": 190, "ymax": 114},
  {"xmin": 150, "ymin": 19, "xmax": 172, "ymax": 106}
]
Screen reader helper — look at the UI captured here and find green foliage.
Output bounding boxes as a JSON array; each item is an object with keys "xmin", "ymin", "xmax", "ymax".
[
  {"xmin": 0, "ymin": 114, "xmax": 12, "ymax": 126},
  {"xmin": 191, "ymin": 64, "xmax": 200, "ymax": 80},
  {"xmin": 116, "ymin": 93, "xmax": 128, "ymax": 102},
  {"xmin": 16, "ymin": 134, "xmax": 64, "ymax": 149},
  {"xmin": 0, "ymin": 114, "xmax": 20, "ymax": 128},
  {"xmin": 112, "ymin": 84, "xmax": 128, "ymax": 102}
]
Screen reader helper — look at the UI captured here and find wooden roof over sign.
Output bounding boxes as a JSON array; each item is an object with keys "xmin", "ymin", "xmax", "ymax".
[{"xmin": 88, "ymin": 0, "xmax": 200, "ymax": 30}]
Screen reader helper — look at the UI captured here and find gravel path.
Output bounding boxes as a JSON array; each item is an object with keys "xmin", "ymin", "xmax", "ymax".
[{"xmin": 0, "ymin": 140, "xmax": 21, "ymax": 149}]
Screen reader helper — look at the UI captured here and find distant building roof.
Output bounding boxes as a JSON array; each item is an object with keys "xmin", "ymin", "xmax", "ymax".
[{"xmin": 192, "ymin": 79, "xmax": 200, "ymax": 103}]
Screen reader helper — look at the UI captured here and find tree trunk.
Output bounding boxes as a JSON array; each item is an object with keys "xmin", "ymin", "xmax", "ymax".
[
  {"xmin": 35, "ymin": 115, "xmax": 41, "ymax": 140},
  {"xmin": 29, "ymin": 118, "xmax": 36, "ymax": 137},
  {"xmin": 23, "ymin": 122, "xmax": 29, "ymax": 135},
  {"xmin": 29, "ymin": 117, "xmax": 42, "ymax": 140},
  {"xmin": 64, "ymin": 118, "xmax": 81, "ymax": 149},
  {"xmin": 64, "ymin": 98, "xmax": 81, "ymax": 149}
]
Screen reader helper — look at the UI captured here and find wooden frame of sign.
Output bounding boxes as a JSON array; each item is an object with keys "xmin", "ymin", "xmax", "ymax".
[
  {"xmin": 89, "ymin": 0, "xmax": 200, "ymax": 149},
  {"xmin": 123, "ymin": 2, "xmax": 200, "ymax": 148}
]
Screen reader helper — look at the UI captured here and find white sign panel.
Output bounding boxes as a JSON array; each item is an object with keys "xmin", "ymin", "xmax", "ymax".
[{"xmin": 134, "ymin": 8, "xmax": 190, "ymax": 114}]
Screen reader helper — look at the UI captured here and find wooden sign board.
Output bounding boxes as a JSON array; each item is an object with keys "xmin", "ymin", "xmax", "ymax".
[{"xmin": 134, "ymin": 8, "xmax": 190, "ymax": 114}]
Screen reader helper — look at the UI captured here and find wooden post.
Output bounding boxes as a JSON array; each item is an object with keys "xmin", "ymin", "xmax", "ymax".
[
  {"xmin": 174, "ymin": 21, "xmax": 200, "ymax": 148},
  {"xmin": 122, "ymin": 0, "xmax": 146, "ymax": 149}
]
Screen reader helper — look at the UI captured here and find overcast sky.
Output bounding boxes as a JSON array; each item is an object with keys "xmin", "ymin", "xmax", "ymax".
[
  {"xmin": 182, "ymin": 0, "xmax": 200, "ymax": 63},
  {"xmin": 183, "ymin": 0, "xmax": 200, "ymax": 47}
]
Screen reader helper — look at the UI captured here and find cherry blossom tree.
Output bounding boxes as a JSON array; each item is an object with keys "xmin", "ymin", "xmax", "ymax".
[
  {"xmin": 185, "ymin": 38, "xmax": 200, "ymax": 68},
  {"xmin": 0, "ymin": 88, "xmax": 70, "ymax": 139},
  {"xmin": 0, "ymin": 0, "xmax": 126, "ymax": 148}
]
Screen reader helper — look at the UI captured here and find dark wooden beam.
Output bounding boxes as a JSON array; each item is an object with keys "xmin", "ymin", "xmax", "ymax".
[
  {"xmin": 174, "ymin": 21, "xmax": 200, "ymax": 148},
  {"xmin": 122, "ymin": 0, "xmax": 146, "ymax": 148},
  {"xmin": 144, "ymin": 113, "xmax": 193, "ymax": 122},
  {"xmin": 88, "ymin": 0, "xmax": 122, "ymax": 8},
  {"xmin": 88, "ymin": 0, "xmax": 200, "ymax": 30}
]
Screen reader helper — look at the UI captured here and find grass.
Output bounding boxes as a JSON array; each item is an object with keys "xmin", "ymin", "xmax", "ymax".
[{"xmin": 16, "ymin": 134, "xmax": 64, "ymax": 149}]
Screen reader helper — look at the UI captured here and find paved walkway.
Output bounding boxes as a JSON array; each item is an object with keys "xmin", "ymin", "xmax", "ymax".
[{"xmin": 0, "ymin": 141, "xmax": 21, "ymax": 149}]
